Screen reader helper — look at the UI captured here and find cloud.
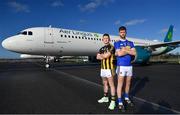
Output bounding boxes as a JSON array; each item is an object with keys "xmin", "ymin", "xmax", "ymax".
[
  {"xmin": 8, "ymin": 1, "xmax": 30, "ymax": 13},
  {"xmin": 51, "ymin": 0, "xmax": 64, "ymax": 7},
  {"xmin": 124, "ymin": 19, "xmax": 146, "ymax": 26},
  {"xmin": 114, "ymin": 20, "xmax": 121, "ymax": 25},
  {"xmin": 79, "ymin": 0, "xmax": 115, "ymax": 12}
]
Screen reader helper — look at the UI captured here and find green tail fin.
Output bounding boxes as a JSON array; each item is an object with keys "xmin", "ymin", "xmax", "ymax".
[{"xmin": 164, "ymin": 25, "xmax": 173, "ymax": 42}]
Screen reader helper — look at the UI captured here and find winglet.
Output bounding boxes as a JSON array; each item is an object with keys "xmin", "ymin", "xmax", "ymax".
[{"xmin": 164, "ymin": 25, "xmax": 174, "ymax": 42}]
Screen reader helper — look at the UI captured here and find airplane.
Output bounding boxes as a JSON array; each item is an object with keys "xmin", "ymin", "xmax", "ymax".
[{"xmin": 2, "ymin": 25, "xmax": 180, "ymax": 68}]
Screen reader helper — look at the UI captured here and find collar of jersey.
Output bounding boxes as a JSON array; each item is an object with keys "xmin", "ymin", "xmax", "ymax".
[{"xmin": 119, "ymin": 38, "xmax": 127, "ymax": 41}]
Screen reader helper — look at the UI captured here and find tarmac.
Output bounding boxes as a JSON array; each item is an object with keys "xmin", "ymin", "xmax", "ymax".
[{"xmin": 0, "ymin": 62, "xmax": 179, "ymax": 114}]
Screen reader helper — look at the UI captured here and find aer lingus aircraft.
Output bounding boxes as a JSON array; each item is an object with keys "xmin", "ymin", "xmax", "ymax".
[{"xmin": 2, "ymin": 25, "xmax": 180, "ymax": 68}]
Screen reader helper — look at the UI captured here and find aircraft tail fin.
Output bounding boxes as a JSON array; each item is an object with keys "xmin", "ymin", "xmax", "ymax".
[{"xmin": 164, "ymin": 25, "xmax": 173, "ymax": 42}]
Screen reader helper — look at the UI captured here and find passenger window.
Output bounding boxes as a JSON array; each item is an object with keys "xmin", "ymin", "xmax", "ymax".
[
  {"xmin": 61, "ymin": 35, "xmax": 63, "ymax": 37},
  {"xmin": 68, "ymin": 35, "xmax": 71, "ymax": 38},
  {"xmin": 75, "ymin": 36, "xmax": 77, "ymax": 39},
  {"xmin": 65, "ymin": 35, "xmax": 67, "ymax": 38},
  {"xmin": 28, "ymin": 31, "xmax": 33, "ymax": 35},
  {"xmin": 72, "ymin": 36, "xmax": 74, "ymax": 38},
  {"xmin": 79, "ymin": 36, "xmax": 81, "ymax": 39}
]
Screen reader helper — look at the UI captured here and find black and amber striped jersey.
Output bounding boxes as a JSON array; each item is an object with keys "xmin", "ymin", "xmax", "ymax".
[{"xmin": 99, "ymin": 44, "xmax": 116, "ymax": 69}]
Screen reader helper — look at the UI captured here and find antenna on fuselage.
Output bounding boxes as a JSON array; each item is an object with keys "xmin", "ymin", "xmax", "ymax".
[{"xmin": 49, "ymin": 25, "xmax": 52, "ymax": 28}]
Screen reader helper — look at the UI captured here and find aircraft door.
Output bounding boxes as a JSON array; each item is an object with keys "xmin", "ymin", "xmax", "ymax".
[{"xmin": 44, "ymin": 28, "xmax": 54, "ymax": 47}]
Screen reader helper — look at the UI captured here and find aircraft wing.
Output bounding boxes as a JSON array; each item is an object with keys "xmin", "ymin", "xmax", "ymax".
[{"xmin": 147, "ymin": 40, "xmax": 180, "ymax": 49}]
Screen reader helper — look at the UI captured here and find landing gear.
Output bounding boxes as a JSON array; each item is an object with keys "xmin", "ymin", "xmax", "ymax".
[
  {"xmin": 54, "ymin": 57, "xmax": 60, "ymax": 62},
  {"xmin": 44, "ymin": 56, "xmax": 60, "ymax": 68},
  {"xmin": 45, "ymin": 63, "xmax": 50, "ymax": 68},
  {"xmin": 45, "ymin": 56, "xmax": 50, "ymax": 68}
]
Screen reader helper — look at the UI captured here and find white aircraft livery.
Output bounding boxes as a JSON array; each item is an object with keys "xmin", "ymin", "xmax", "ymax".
[{"xmin": 2, "ymin": 25, "xmax": 180, "ymax": 68}]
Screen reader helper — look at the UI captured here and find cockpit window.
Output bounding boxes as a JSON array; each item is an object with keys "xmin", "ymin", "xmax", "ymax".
[
  {"xmin": 22, "ymin": 31, "xmax": 27, "ymax": 35},
  {"xmin": 18, "ymin": 31, "xmax": 33, "ymax": 35},
  {"xmin": 18, "ymin": 31, "xmax": 27, "ymax": 35},
  {"xmin": 28, "ymin": 31, "xmax": 33, "ymax": 35}
]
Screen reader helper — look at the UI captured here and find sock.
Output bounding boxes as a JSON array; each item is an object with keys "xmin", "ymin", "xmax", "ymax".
[
  {"xmin": 111, "ymin": 96, "xmax": 116, "ymax": 101},
  {"xmin": 104, "ymin": 92, "xmax": 108, "ymax": 97},
  {"xmin": 124, "ymin": 93, "xmax": 129, "ymax": 100},
  {"xmin": 118, "ymin": 98, "xmax": 123, "ymax": 105}
]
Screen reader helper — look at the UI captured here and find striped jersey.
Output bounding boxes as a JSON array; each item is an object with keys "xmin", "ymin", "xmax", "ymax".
[{"xmin": 99, "ymin": 44, "xmax": 116, "ymax": 69}]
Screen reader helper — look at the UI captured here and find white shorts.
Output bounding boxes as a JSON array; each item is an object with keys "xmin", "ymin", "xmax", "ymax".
[
  {"xmin": 116, "ymin": 66, "xmax": 133, "ymax": 77},
  {"xmin": 100, "ymin": 69, "xmax": 112, "ymax": 78}
]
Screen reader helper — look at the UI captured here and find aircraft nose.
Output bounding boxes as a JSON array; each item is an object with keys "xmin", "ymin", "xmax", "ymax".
[
  {"xmin": 2, "ymin": 36, "xmax": 25, "ymax": 53},
  {"xmin": 2, "ymin": 39, "xmax": 9, "ymax": 49},
  {"xmin": 1, "ymin": 37, "xmax": 16, "ymax": 51}
]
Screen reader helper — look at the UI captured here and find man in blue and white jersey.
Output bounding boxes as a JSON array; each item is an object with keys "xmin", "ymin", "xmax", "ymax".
[{"xmin": 114, "ymin": 26, "xmax": 136, "ymax": 111}]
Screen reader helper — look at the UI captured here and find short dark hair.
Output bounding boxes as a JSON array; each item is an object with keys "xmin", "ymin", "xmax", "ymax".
[
  {"xmin": 119, "ymin": 26, "xmax": 127, "ymax": 32},
  {"xmin": 103, "ymin": 33, "xmax": 110, "ymax": 38}
]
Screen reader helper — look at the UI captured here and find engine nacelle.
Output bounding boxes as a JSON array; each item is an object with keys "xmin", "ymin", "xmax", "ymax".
[{"xmin": 133, "ymin": 46, "xmax": 151, "ymax": 64}]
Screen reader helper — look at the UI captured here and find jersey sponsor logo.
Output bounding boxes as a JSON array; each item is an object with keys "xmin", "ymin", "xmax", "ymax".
[{"xmin": 126, "ymin": 46, "xmax": 131, "ymax": 50}]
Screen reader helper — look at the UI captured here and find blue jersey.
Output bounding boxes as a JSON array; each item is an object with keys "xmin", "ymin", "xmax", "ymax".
[{"xmin": 114, "ymin": 40, "xmax": 135, "ymax": 66}]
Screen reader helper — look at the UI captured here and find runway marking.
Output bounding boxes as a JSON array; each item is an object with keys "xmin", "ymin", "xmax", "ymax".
[
  {"xmin": 133, "ymin": 96, "xmax": 180, "ymax": 114},
  {"xmin": 35, "ymin": 63, "xmax": 180, "ymax": 113},
  {"xmin": 51, "ymin": 69, "xmax": 180, "ymax": 114}
]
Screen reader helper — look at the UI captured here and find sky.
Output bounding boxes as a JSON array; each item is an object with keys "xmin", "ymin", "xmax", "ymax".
[{"xmin": 0, "ymin": 0, "xmax": 180, "ymax": 58}]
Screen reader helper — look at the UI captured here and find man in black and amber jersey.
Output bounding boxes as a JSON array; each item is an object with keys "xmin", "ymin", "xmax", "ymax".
[{"xmin": 96, "ymin": 33, "xmax": 116, "ymax": 110}]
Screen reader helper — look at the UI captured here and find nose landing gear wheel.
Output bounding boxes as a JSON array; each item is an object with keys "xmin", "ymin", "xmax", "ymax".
[
  {"xmin": 45, "ymin": 63, "xmax": 50, "ymax": 68},
  {"xmin": 45, "ymin": 56, "xmax": 50, "ymax": 68}
]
